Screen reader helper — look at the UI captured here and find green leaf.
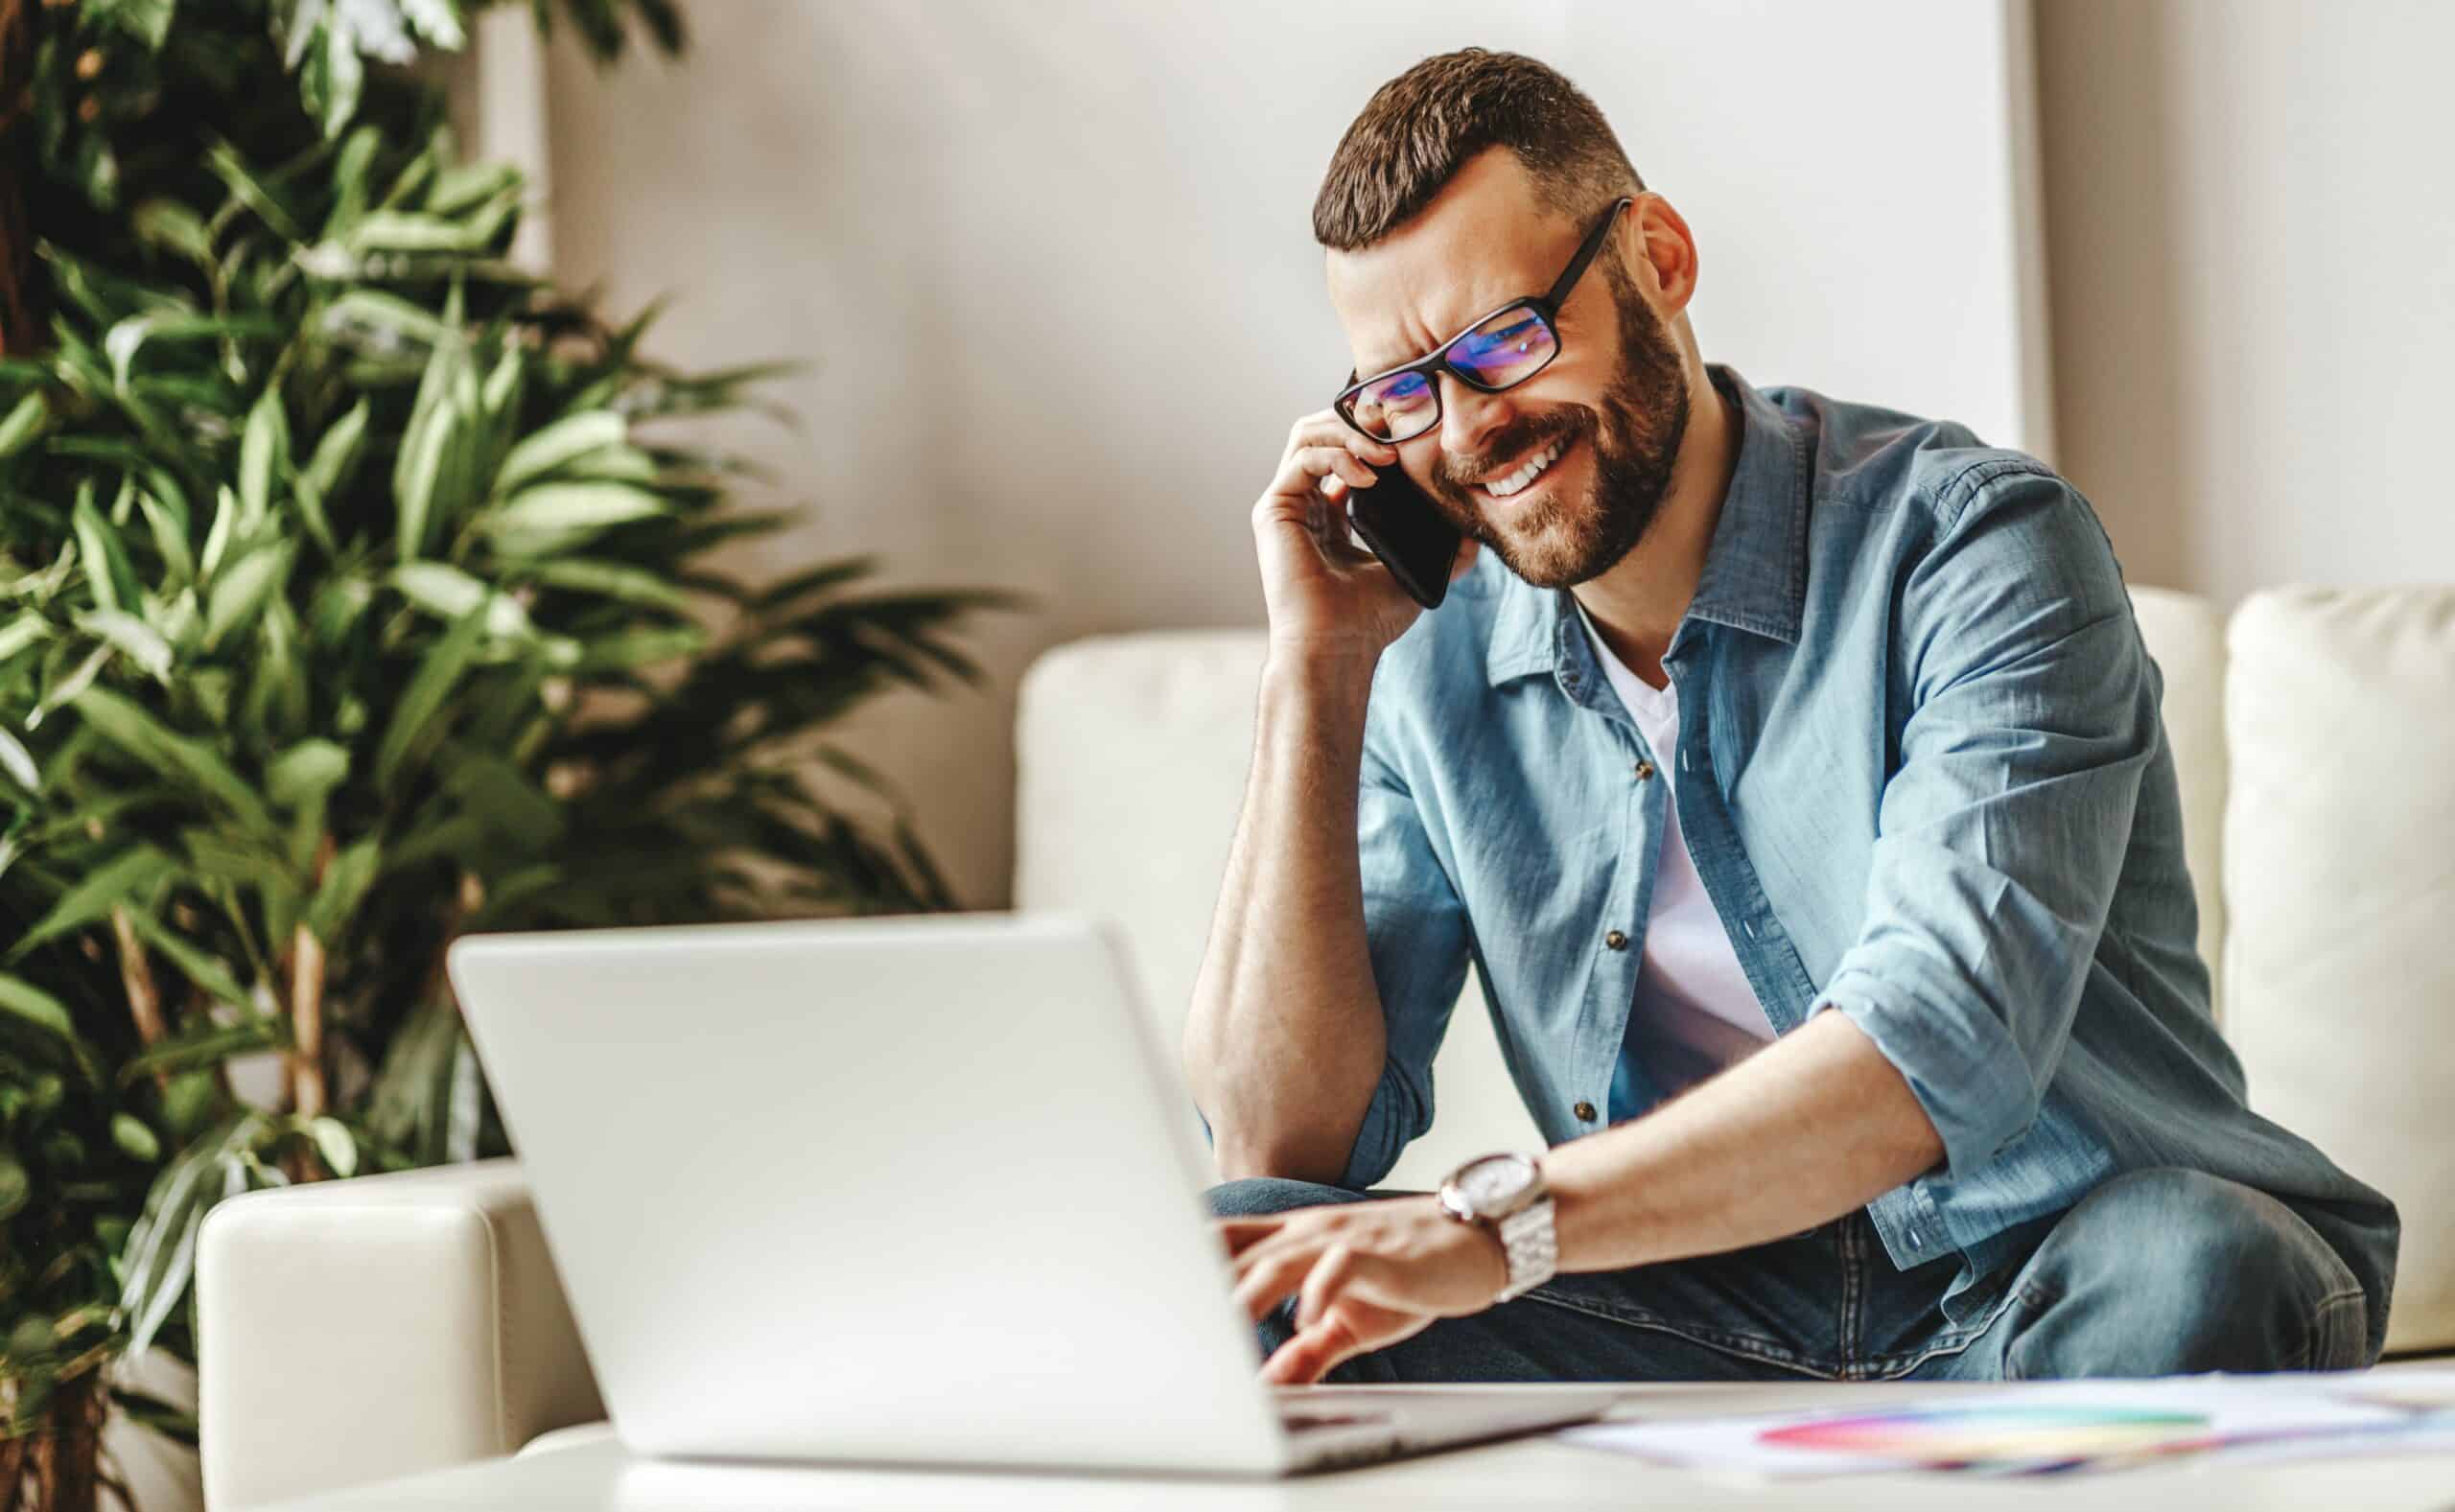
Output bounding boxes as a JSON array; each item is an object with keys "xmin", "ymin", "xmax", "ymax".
[
  {"xmin": 0, "ymin": 391, "xmax": 48, "ymax": 457},
  {"xmin": 389, "ymin": 562, "xmax": 530, "ymax": 638},
  {"xmin": 73, "ymin": 608, "xmax": 174, "ymax": 682},
  {"xmin": 305, "ymin": 835, "xmax": 381, "ymax": 942},
  {"xmin": 32, "ymin": 644, "xmax": 110, "ymax": 728},
  {"xmin": 394, "ymin": 329, "xmax": 466, "ymax": 559},
  {"xmin": 309, "ymin": 575, "xmax": 375, "ymax": 647},
  {"xmin": 267, "ymin": 739, "xmax": 351, "ymax": 809},
  {"xmin": 0, "ymin": 613, "xmax": 52, "ymax": 664},
  {"xmin": 89, "ymin": 0, "xmax": 174, "ymax": 48},
  {"xmin": 120, "ymin": 1130, "xmax": 224, "ymax": 1358},
  {"xmin": 289, "ymin": 471, "xmax": 339, "ymax": 556},
  {"xmin": 525, "ymin": 558, "xmax": 692, "ymax": 614},
  {"xmin": 479, "ymin": 482, "xmax": 668, "ymax": 555},
  {"xmin": 437, "ymin": 746, "xmax": 563, "ymax": 851},
  {"xmin": 317, "ymin": 14, "xmax": 367, "ymax": 137},
  {"xmin": 205, "ymin": 141, "xmax": 304, "ymax": 242},
  {"xmin": 198, "ymin": 487, "xmax": 237, "ymax": 583},
  {"xmin": 0, "ymin": 727, "xmax": 37, "ymax": 795},
  {"xmin": 306, "ymin": 1117, "xmax": 359, "ymax": 1178},
  {"xmin": 102, "ymin": 313, "xmax": 245, "ymax": 389},
  {"xmin": 495, "ymin": 409, "xmax": 625, "ymax": 495},
  {"xmin": 73, "ymin": 486, "xmax": 140, "ymax": 616},
  {"xmin": 239, "ymin": 391, "xmax": 290, "ymax": 529},
  {"xmin": 318, "ymin": 290, "xmax": 448, "ymax": 349},
  {"xmin": 75, "ymin": 686, "xmax": 276, "ymax": 835},
  {"xmin": 325, "ymin": 126, "xmax": 385, "ymax": 238},
  {"xmin": 124, "ymin": 912, "xmax": 254, "ymax": 1011},
  {"xmin": 0, "ymin": 972, "xmax": 77, "ymax": 1039},
  {"xmin": 567, "ymin": 626, "xmax": 706, "ymax": 671},
  {"xmin": 428, "ymin": 161, "xmax": 517, "ymax": 219},
  {"xmin": 119, "ymin": 1016, "xmax": 288, "ymax": 1083},
  {"xmin": 375, "ymin": 606, "xmax": 488, "ymax": 792},
  {"xmin": 301, "ymin": 398, "xmax": 371, "ymax": 501},
  {"xmin": 0, "ymin": 1156, "xmax": 26, "ymax": 1221},
  {"xmin": 136, "ymin": 488, "xmax": 196, "ymax": 586},
  {"xmin": 7, "ymin": 846, "xmax": 175, "ymax": 961},
  {"xmin": 203, "ymin": 543, "xmax": 292, "ymax": 651},
  {"xmin": 112, "ymin": 1113, "xmax": 162, "ymax": 1163},
  {"xmin": 132, "ymin": 199, "xmax": 215, "ymax": 267},
  {"xmin": 179, "ymin": 826, "xmax": 297, "ymax": 897}
]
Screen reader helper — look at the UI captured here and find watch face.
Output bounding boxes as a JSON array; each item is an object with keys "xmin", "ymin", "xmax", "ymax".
[{"xmin": 1457, "ymin": 1154, "xmax": 1536, "ymax": 1212}]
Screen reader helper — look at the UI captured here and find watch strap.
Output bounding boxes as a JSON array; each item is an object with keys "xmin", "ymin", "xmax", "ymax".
[{"xmin": 1491, "ymin": 1196, "xmax": 1558, "ymax": 1301}]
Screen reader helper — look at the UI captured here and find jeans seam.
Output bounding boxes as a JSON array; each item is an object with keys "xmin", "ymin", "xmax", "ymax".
[
  {"xmin": 1518, "ymin": 1289, "xmax": 1840, "ymax": 1382},
  {"xmin": 1853, "ymin": 1272, "xmax": 2028, "ymax": 1381},
  {"xmin": 2303, "ymin": 1287, "xmax": 2368, "ymax": 1371},
  {"xmin": 1836, "ymin": 1218, "xmax": 1863, "ymax": 1366}
]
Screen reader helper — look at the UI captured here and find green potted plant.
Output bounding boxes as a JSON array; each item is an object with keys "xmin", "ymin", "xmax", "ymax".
[{"xmin": 0, "ymin": 4, "xmax": 1013, "ymax": 1507}]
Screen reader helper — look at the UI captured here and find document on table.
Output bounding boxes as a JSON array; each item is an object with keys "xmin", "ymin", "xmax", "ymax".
[{"xmin": 1558, "ymin": 1373, "xmax": 2455, "ymax": 1478}]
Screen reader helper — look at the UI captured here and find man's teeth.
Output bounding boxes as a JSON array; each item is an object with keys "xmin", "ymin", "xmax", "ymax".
[{"xmin": 1483, "ymin": 437, "xmax": 1568, "ymax": 498}]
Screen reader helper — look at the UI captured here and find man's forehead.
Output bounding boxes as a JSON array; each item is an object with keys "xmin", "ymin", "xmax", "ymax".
[{"xmin": 1326, "ymin": 177, "xmax": 1578, "ymax": 375}]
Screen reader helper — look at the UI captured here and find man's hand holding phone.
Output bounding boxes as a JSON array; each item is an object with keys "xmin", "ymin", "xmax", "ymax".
[{"xmin": 1251, "ymin": 410, "xmax": 1478, "ymax": 666}]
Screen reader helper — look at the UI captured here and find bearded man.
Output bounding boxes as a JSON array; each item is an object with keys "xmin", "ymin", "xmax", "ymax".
[{"xmin": 1183, "ymin": 47, "xmax": 2397, "ymax": 1386}]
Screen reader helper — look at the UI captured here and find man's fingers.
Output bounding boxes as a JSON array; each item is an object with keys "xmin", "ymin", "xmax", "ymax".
[
  {"xmin": 1261, "ymin": 1312, "xmax": 1367, "ymax": 1386},
  {"xmin": 1215, "ymin": 1217, "xmax": 1286, "ymax": 1258},
  {"xmin": 1295, "ymin": 1243, "xmax": 1359, "ymax": 1331},
  {"xmin": 1231, "ymin": 1244, "xmax": 1321, "ymax": 1321}
]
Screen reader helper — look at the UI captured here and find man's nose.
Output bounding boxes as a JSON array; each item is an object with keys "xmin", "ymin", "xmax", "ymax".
[{"xmin": 1437, "ymin": 374, "xmax": 1515, "ymax": 463}]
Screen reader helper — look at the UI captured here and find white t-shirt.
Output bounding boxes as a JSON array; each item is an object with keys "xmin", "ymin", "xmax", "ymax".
[{"xmin": 1575, "ymin": 602, "xmax": 1777, "ymax": 1105}]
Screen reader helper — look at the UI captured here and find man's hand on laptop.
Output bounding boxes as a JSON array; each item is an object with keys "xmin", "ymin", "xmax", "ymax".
[{"xmin": 1219, "ymin": 1198, "xmax": 1508, "ymax": 1384}]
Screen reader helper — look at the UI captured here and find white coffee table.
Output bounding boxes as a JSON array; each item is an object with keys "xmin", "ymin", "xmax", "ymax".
[{"xmin": 261, "ymin": 1381, "xmax": 2455, "ymax": 1511}]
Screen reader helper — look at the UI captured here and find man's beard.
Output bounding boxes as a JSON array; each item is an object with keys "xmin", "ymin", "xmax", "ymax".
[{"xmin": 1426, "ymin": 273, "xmax": 1691, "ymax": 590}]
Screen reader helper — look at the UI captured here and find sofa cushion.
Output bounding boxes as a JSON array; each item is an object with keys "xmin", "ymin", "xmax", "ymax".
[
  {"xmin": 2224, "ymin": 586, "xmax": 2455, "ymax": 1354},
  {"xmin": 1012, "ymin": 633, "xmax": 1536, "ymax": 1188},
  {"xmin": 2128, "ymin": 587, "xmax": 2230, "ymax": 1017}
]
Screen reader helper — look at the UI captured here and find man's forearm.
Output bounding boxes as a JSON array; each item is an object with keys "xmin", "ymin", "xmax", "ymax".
[
  {"xmin": 1184, "ymin": 653, "xmax": 1388, "ymax": 1183},
  {"xmin": 1543, "ymin": 1010, "xmax": 1947, "ymax": 1272}
]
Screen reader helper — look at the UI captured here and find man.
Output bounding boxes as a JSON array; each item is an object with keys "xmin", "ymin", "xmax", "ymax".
[{"xmin": 1182, "ymin": 48, "xmax": 2397, "ymax": 1387}]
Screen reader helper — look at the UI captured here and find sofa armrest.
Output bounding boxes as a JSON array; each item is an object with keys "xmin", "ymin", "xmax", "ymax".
[{"xmin": 196, "ymin": 1158, "xmax": 602, "ymax": 1511}]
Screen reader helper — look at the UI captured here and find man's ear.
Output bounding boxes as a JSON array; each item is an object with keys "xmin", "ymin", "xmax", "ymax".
[{"xmin": 1625, "ymin": 193, "xmax": 1703, "ymax": 316}]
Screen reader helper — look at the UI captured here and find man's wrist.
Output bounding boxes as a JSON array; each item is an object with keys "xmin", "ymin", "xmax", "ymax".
[{"xmin": 1438, "ymin": 1151, "xmax": 1558, "ymax": 1302}]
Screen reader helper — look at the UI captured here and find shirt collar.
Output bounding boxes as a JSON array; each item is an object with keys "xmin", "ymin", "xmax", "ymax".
[{"xmin": 1485, "ymin": 362, "xmax": 1810, "ymax": 687}]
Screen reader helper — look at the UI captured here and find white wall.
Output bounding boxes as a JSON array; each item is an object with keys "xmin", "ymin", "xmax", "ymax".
[
  {"xmin": 533, "ymin": 1, "xmax": 2046, "ymax": 907},
  {"xmin": 2037, "ymin": 0, "xmax": 2455, "ymax": 606}
]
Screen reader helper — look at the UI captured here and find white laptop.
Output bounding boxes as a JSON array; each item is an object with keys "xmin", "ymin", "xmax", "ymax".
[{"xmin": 445, "ymin": 910, "xmax": 1617, "ymax": 1476}]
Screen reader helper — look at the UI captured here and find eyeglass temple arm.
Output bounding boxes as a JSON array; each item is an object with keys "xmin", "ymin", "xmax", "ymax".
[{"xmin": 1539, "ymin": 195, "xmax": 1636, "ymax": 313}]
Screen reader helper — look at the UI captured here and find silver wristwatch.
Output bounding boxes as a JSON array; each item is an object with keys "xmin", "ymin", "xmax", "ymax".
[{"xmin": 1438, "ymin": 1151, "xmax": 1558, "ymax": 1302}]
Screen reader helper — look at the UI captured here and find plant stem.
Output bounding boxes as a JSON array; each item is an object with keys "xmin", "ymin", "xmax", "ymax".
[
  {"xmin": 290, "ymin": 921, "xmax": 326, "ymax": 1119},
  {"xmin": 6, "ymin": 1370, "xmax": 106, "ymax": 1512},
  {"xmin": 106, "ymin": 906, "xmax": 170, "ymax": 1094}
]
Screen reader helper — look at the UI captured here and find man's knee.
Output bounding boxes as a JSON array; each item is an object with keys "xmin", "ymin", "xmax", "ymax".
[
  {"xmin": 2007, "ymin": 1168, "xmax": 2367, "ymax": 1375},
  {"xmin": 1204, "ymin": 1175, "xmax": 1365, "ymax": 1220}
]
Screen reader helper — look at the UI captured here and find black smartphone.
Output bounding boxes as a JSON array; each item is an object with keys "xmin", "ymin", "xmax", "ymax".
[{"xmin": 1343, "ymin": 459, "xmax": 1464, "ymax": 611}]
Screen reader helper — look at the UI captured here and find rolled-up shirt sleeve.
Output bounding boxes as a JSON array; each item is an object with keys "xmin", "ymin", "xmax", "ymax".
[
  {"xmin": 1812, "ymin": 463, "xmax": 2161, "ymax": 1182},
  {"xmin": 1339, "ymin": 722, "xmax": 1473, "ymax": 1190}
]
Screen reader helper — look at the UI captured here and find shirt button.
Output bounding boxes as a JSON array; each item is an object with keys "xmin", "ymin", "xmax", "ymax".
[
  {"xmin": 1603, "ymin": 929, "xmax": 1628, "ymax": 950},
  {"xmin": 1574, "ymin": 1101, "xmax": 1599, "ymax": 1122},
  {"xmin": 1632, "ymin": 760, "xmax": 1655, "ymax": 781}
]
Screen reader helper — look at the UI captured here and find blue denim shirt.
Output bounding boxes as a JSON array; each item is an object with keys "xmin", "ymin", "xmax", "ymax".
[{"xmin": 1349, "ymin": 363, "xmax": 2398, "ymax": 1345}]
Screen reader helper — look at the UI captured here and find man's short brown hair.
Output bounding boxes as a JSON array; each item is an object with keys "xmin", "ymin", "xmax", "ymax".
[{"xmin": 1312, "ymin": 48, "xmax": 1644, "ymax": 252}]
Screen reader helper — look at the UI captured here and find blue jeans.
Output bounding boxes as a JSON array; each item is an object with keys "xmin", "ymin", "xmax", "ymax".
[{"xmin": 1208, "ymin": 1168, "xmax": 2375, "ymax": 1381}]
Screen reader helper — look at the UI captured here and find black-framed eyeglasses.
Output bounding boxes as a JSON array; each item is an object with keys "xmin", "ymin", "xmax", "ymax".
[{"xmin": 1333, "ymin": 196, "xmax": 1634, "ymax": 445}]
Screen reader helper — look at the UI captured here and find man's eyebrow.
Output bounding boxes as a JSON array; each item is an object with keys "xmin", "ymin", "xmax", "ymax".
[{"xmin": 1356, "ymin": 334, "xmax": 1437, "ymax": 381}]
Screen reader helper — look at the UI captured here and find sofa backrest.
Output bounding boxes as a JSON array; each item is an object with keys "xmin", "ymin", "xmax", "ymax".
[{"xmin": 1014, "ymin": 584, "xmax": 2450, "ymax": 1352}]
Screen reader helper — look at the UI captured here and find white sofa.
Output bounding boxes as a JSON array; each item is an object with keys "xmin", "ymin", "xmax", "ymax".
[{"xmin": 194, "ymin": 584, "xmax": 2455, "ymax": 1510}]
